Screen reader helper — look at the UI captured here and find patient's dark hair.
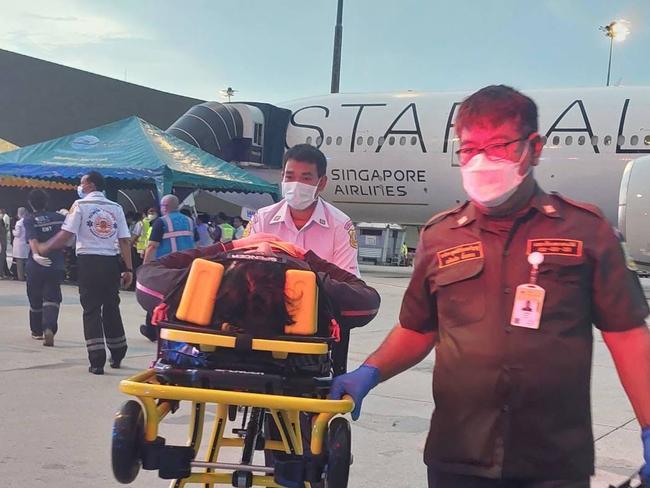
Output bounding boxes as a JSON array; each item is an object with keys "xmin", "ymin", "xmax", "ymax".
[{"xmin": 213, "ymin": 260, "xmax": 294, "ymax": 337}]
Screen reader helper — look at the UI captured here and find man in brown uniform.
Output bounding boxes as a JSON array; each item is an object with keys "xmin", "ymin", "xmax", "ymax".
[{"xmin": 331, "ymin": 85, "xmax": 650, "ymax": 487}]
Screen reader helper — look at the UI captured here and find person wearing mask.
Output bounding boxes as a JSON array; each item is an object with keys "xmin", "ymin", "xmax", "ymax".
[
  {"xmin": 37, "ymin": 171, "xmax": 133, "ymax": 374},
  {"xmin": 133, "ymin": 208, "xmax": 156, "ymax": 266},
  {"xmin": 232, "ymin": 216, "xmax": 246, "ymax": 240},
  {"xmin": 245, "ymin": 143, "xmax": 359, "ymax": 277},
  {"xmin": 140, "ymin": 194, "xmax": 195, "ymax": 341},
  {"xmin": 23, "ymin": 190, "xmax": 65, "ymax": 345},
  {"xmin": 12, "ymin": 207, "xmax": 29, "ymax": 281},
  {"xmin": 329, "ymin": 85, "xmax": 650, "ymax": 487}
]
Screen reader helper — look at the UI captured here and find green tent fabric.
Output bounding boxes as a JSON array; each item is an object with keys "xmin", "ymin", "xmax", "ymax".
[{"xmin": 0, "ymin": 116, "xmax": 279, "ymax": 198}]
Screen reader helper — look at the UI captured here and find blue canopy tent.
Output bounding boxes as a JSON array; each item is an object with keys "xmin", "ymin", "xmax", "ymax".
[{"xmin": 0, "ymin": 116, "xmax": 279, "ymax": 200}]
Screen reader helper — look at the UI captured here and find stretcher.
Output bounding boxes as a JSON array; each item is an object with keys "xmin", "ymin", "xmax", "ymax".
[{"xmin": 111, "ymin": 259, "xmax": 355, "ymax": 487}]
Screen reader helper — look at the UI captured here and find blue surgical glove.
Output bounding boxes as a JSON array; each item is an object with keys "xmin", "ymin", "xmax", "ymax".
[
  {"xmin": 641, "ymin": 427, "xmax": 650, "ymax": 483},
  {"xmin": 329, "ymin": 364, "xmax": 380, "ymax": 421}
]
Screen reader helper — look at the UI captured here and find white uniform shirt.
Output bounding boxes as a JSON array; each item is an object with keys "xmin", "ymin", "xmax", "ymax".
[
  {"xmin": 62, "ymin": 191, "xmax": 130, "ymax": 256},
  {"xmin": 246, "ymin": 198, "xmax": 360, "ymax": 276},
  {"xmin": 12, "ymin": 219, "xmax": 29, "ymax": 259}
]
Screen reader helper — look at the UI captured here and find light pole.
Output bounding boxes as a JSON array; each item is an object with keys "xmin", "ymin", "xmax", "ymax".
[
  {"xmin": 220, "ymin": 87, "xmax": 237, "ymax": 102},
  {"xmin": 330, "ymin": 0, "xmax": 343, "ymax": 93},
  {"xmin": 600, "ymin": 20, "xmax": 630, "ymax": 87}
]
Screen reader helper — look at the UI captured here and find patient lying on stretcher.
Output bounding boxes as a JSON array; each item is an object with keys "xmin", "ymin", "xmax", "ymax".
[{"xmin": 135, "ymin": 234, "xmax": 380, "ymax": 372}]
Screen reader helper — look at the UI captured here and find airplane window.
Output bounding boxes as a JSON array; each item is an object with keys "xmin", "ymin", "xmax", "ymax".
[
  {"xmin": 399, "ymin": 137, "xmax": 406, "ymax": 146},
  {"xmin": 591, "ymin": 135, "xmax": 598, "ymax": 146},
  {"xmin": 604, "ymin": 135, "xmax": 612, "ymax": 146},
  {"xmin": 316, "ymin": 136, "xmax": 323, "ymax": 146},
  {"xmin": 617, "ymin": 135, "xmax": 625, "ymax": 146},
  {"xmin": 644, "ymin": 135, "xmax": 650, "ymax": 146},
  {"xmin": 410, "ymin": 136, "xmax": 417, "ymax": 146},
  {"xmin": 565, "ymin": 136, "xmax": 573, "ymax": 146},
  {"xmin": 378, "ymin": 136, "xmax": 385, "ymax": 146},
  {"xmin": 357, "ymin": 136, "xmax": 363, "ymax": 146},
  {"xmin": 367, "ymin": 136, "xmax": 374, "ymax": 146},
  {"xmin": 306, "ymin": 136, "xmax": 313, "ymax": 145},
  {"xmin": 552, "ymin": 136, "xmax": 560, "ymax": 146},
  {"xmin": 578, "ymin": 136, "xmax": 585, "ymax": 145},
  {"xmin": 326, "ymin": 136, "xmax": 332, "ymax": 145},
  {"xmin": 541, "ymin": 135, "xmax": 548, "ymax": 145},
  {"xmin": 389, "ymin": 136, "xmax": 395, "ymax": 146},
  {"xmin": 630, "ymin": 135, "xmax": 639, "ymax": 146},
  {"xmin": 336, "ymin": 136, "xmax": 343, "ymax": 146}
]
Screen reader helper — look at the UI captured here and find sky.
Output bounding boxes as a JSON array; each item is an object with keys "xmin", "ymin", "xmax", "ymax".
[{"xmin": 1, "ymin": 0, "xmax": 649, "ymax": 103}]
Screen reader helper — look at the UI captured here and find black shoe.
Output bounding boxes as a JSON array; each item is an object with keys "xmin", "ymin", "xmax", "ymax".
[
  {"xmin": 43, "ymin": 329, "xmax": 54, "ymax": 347},
  {"xmin": 88, "ymin": 366, "xmax": 104, "ymax": 375},
  {"xmin": 139, "ymin": 324, "xmax": 157, "ymax": 342},
  {"xmin": 31, "ymin": 333, "xmax": 44, "ymax": 340},
  {"xmin": 109, "ymin": 358, "xmax": 122, "ymax": 369}
]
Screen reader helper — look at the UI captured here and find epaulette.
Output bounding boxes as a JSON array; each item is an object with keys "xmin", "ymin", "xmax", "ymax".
[
  {"xmin": 423, "ymin": 201, "xmax": 468, "ymax": 229},
  {"xmin": 550, "ymin": 192, "xmax": 604, "ymax": 218}
]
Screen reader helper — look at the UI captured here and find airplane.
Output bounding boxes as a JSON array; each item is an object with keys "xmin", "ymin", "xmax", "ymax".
[{"xmin": 166, "ymin": 87, "xmax": 650, "ymax": 272}]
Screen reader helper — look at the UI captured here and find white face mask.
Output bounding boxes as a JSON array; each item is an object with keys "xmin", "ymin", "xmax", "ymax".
[
  {"xmin": 77, "ymin": 185, "xmax": 88, "ymax": 199},
  {"xmin": 460, "ymin": 145, "xmax": 531, "ymax": 208},
  {"xmin": 282, "ymin": 181, "xmax": 319, "ymax": 210}
]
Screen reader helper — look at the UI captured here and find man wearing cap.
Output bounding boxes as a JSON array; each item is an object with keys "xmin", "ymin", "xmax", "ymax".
[{"xmin": 331, "ymin": 85, "xmax": 650, "ymax": 487}]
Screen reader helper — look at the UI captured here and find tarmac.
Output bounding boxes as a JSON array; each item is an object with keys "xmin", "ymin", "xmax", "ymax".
[{"xmin": 0, "ymin": 265, "xmax": 648, "ymax": 488}]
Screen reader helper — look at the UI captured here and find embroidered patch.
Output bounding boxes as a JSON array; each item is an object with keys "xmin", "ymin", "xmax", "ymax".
[
  {"xmin": 348, "ymin": 227, "xmax": 358, "ymax": 249},
  {"xmin": 437, "ymin": 242, "xmax": 483, "ymax": 268},
  {"xmin": 526, "ymin": 239, "xmax": 583, "ymax": 257}
]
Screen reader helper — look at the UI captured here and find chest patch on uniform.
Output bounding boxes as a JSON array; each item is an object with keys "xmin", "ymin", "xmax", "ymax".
[
  {"xmin": 437, "ymin": 242, "xmax": 483, "ymax": 268},
  {"xmin": 526, "ymin": 239, "xmax": 583, "ymax": 257}
]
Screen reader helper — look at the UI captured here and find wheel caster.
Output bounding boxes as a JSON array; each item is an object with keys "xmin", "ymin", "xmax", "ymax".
[
  {"xmin": 325, "ymin": 417, "xmax": 351, "ymax": 488},
  {"xmin": 228, "ymin": 405, "xmax": 238, "ymax": 421},
  {"xmin": 112, "ymin": 400, "xmax": 145, "ymax": 484}
]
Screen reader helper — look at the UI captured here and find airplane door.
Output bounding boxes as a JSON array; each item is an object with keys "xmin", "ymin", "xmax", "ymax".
[{"xmin": 618, "ymin": 156, "xmax": 650, "ymax": 274}]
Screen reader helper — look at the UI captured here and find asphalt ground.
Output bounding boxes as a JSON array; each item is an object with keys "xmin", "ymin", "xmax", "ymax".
[{"xmin": 0, "ymin": 269, "xmax": 649, "ymax": 487}]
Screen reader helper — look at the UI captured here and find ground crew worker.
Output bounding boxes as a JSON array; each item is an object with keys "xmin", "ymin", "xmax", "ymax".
[
  {"xmin": 38, "ymin": 171, "xmax": 133, "ymax": 375},
  {"xmin": 233, "ymin": 216, "xmax": 245, "ymax": 239},
  {"xmin": 245, "ymin": 143, "xmax": 360, "ymax": 277},
  {"xmin": 216, "ymin": 212, "xmax": 235, "ymax": 243},
  {"xmin": 23, "ymin": 190, "xmax": 65, "ymax": 345},
  {"xmin": 140, "ymin": 194, "xmax": 196, "ymax": 340},
  {"xmin": 331, "ymin": 85, "xmax": 650, "ymax": 487},
  {"xmin": 132, "ymin": 209, "xmax": 154, "ymax": 268}
]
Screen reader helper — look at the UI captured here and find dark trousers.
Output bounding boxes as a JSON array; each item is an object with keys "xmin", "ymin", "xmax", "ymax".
[
  {"xmin": 26, "ymin": 262, "xmax": 63, "ymax": 335},
  {"xmin": 77, "ymin": 255, "xmax": 127, "ymax": 368},
  {"xmin": 427, "ymin": 468, "xmax": 589, "ymax": 488}
]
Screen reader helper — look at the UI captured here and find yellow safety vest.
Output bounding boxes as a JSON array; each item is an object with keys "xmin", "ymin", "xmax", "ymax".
[
  {"xmin": 136, "ymin": 218, "xmax": 152, "ymax": 253},
  {"xmin": 219, "ymin": 223, "xmax": 235, "ymax": 243}
]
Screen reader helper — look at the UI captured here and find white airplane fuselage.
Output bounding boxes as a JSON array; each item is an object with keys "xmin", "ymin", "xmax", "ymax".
[{"xmin": 281, "ymin": 87, "xmax": 650, "ymax": 226}]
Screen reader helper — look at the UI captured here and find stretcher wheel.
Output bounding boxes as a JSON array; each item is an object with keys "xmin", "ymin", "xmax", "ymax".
[
  {"xmin": 112, "ymin": 400, "xmax": 145, "ymax": 484},
  {"xmin": 325, "ymin": 417, "xmax": 352, "ymax": 488}
]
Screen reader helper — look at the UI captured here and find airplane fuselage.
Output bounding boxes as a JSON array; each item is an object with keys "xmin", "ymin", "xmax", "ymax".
[{"xmin": 282, "ymin": 87, "xmax": 650, "ymax": 225}]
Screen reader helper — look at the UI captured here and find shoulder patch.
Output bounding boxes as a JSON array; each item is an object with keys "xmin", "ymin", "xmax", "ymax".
[
  {"xmin": 424, "ymin": 201, "xmax": 468, "ymax": 229},
  {"xmin": 551, "ymin": 192, "xmax": 604, "ymax": 218}
]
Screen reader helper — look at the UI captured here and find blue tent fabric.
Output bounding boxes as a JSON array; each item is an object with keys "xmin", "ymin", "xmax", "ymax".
[{"xmin": 0, "ymin": 116, "xmax": 279, "ymax": 198}]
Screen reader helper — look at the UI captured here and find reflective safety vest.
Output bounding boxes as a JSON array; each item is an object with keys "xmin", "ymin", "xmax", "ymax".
[
  {"xmin": 219, "ymin": 223, "xmax": 235, "ymax": 243},
  {"xmin": 156, "ymin": 212, "xmax": 195, "ymax": 258},
  {"xmin": 135, "ymin": 218, "xmax": 152, "ymax": 253}
]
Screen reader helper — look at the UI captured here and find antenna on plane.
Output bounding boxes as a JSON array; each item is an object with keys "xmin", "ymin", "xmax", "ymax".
[
  {"xmin": 220, "ymin": 87, "xmax": 238, "ymax": 102},
  {"xmin": 330, "ymin": 0, "xmax": 344, "ymax": 94}
]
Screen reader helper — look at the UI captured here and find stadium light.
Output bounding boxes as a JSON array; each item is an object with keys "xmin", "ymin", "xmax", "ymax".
[{"xmin": 600, "ymin": 20, "xmax": 630, "ymax": 86}]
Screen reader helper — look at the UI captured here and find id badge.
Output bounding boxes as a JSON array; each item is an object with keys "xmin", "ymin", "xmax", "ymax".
[{"xmin": 510, "ymin": 284, "xmax": 545, "ymax": 330}]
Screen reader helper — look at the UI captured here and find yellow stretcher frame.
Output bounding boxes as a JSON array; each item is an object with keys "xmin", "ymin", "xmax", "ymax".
[{"xmin": 118, "ymin": 326, "xmax": 354, "ymax": 487}]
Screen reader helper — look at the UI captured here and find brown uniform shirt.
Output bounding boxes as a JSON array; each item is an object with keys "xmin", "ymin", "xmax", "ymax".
[{"xmin": 399, "ymin": 185, "xmax": 649, "ymax": 479}]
